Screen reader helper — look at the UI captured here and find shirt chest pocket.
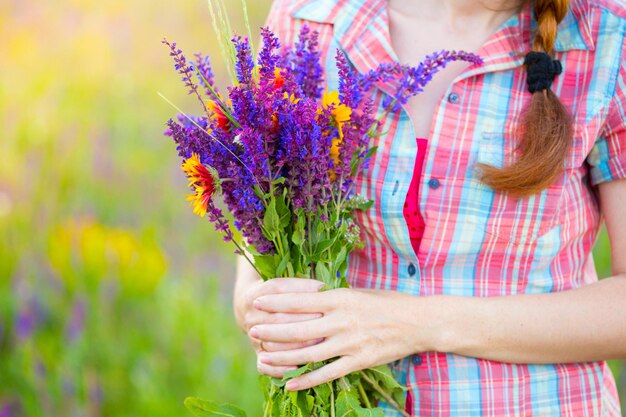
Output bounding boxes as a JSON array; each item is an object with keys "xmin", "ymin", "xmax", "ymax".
[{"xmin": 463, "ymin": 131, "xmax": 576, "ymax": 246}]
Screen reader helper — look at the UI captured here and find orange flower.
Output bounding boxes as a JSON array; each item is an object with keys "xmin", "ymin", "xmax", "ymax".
[
  {"xmin": 329, "ymin": 137, "xmax": 342, "ymax": 182},
  {"xmin": 273, "ymin": 67, "xmax": 285, "ymax": 89},
  {"xmin": 329, "ymin": 137, "xmax": 341, "ymax": 165},
  {"xmin": 181, "ymin": 153, "xmax": 217, "ymax": 218}
]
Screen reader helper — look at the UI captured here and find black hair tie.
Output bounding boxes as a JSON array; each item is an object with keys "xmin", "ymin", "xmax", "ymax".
[{"xmin": 524, "ymin": 51, "xmax": 563, "ymax": 93}]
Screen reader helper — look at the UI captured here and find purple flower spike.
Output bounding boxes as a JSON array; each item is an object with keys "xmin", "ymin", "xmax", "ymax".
[
  {"xmin": 233, "ymin": 36, "xmax": 255, "ymax": 86},
  {"xmin": 165, "ymin": 118, "xmax": 212, "ymax": 161},
  {"xmin": 194, "ymin": 53, "xmax": 217, "ymax": 97},
  {"xmin": 207, "ymin": 203, "xmax": 235, "ymax": 243},
  {"xmin": 336, "ymin": 50, "xmax": 362, "ymax": 108},
  {"xmin": 258, "ymin": 27, "xmax": 281, "ymax": 79},
  {"xmin": 290, "ymin": 25, "xmax": 324, "ymax": 99},
  {"xmin": 162, "ymin": 38, "xmax": 208, "ymax": 114},
  {"xmin": 386, "ymin": 50, "xmax": 483, "ymax": 112}
]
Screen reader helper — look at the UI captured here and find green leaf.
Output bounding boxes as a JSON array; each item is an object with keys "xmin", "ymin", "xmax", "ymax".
[
  {"xmin": 365, "ymin": 146, "xmax": 378, "ymax": 159},
  {"xmin": 354, "ymin": 408, "xmax": 385, "ymax": 417},
  {"xmin": 271, "ymin": 377, "xmax": 287, "ymax": 388},
  {"xmin": 288, "ymin": 390, "xmax": 313, "ymax": 416},
  {"xmin": 305, "ymin": 393, "xmax": 315, "ymax": 411},
  {"xmin": 184, "ymin": 397, "xmax": 247, "ymax": 417},
  {"xmin": 312, "ymin": 382, "xmax": 332, "ymax": 405},
  {"xmin": 276, "ymin": 191, "xmax": 291, "ymax": 229},
  {"xmin": 335, "ymin": 388, "xmax": 385, "ymax": 417},
  {"xmin": 365, "ymin": 366, "xmax": 405, "ymax": 391},
  {"xmin": 275, "ymin": 252, "xmax": 291, "ymax": 277},
  {"xmin": 314, "ymin": 262, "xmax": 332, "ymax": 286},
  {"xmin": 356, "ymin": 199, "xmax": 374, "ymax": 211},
  {"xmin": 315, "ymin": 239, "xmax": 335, "ymax": 255},
  {"xmin": 333, "ymin": 246, "xmax": 348, "ymax": 274},
  {"xmin": 283, "ymin": 363, "xmax": 311, "ymax": 380},
  {"xmin": 254, "ymin": 254, "xmax": 279, "ymax": 280},
  {"xmin": 289, "ymin": 244, "xmax": 303, "ymax": 277},
  {"xmin": 263, "ymin": 198, "xmax": 281, "ymax": 236},
  {"xmin": 362, "ymin": 366, "xmax": 407, "ymax": 407},
  {"xmin": 292, "ymin": 213, "xmax": 305, "ymax": 247},
  {"xmin": 335, "ymin": 389, "xmax": 361, "ymax": 417}
]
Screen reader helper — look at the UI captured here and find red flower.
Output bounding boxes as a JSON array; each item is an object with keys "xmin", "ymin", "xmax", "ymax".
[{"xmin": 181, "ymin": 153, "xmax": 217, "ymax": 217}]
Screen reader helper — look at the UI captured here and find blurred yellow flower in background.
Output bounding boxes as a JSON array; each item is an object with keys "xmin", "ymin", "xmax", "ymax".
[{"xmin": 48, "ymin": 218, "xmax": 167, "ymax": 296}]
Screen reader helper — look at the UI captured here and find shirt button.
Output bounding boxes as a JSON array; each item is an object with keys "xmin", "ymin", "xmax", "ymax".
[
  {"xmin": 408, "ymin": 263, "xmax": 416, "ymax": 276},
  {"xmin": 412, "ymin": 354, "xmax": 423, "ymax": 366},
  {"xmin": 428, "ymin": 178, "xmax": 441, "ymax": 189},
  {"xmin": 448, "ymin": 92, "xmax": 460, "ymax": 104}
]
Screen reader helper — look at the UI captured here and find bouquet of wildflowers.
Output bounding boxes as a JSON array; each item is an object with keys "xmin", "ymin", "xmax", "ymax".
[{"xmin": 162, "ymin": 2, "xmax": 480, "ymax": 415}]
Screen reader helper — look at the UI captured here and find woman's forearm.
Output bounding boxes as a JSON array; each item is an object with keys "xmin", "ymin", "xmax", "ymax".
[{"xmin": 425, "ymin": 274, "xmax": 626, "ymax": 363}]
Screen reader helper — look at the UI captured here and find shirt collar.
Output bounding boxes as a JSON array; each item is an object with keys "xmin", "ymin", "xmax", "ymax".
[
  {"xmin": 554, "ymin": 0, "xmax": 595, "ymax": 52},
  {"xmin": 291, "ymin": 0, "xmax": 344, "ymax": 23},
  {"xmin": 291, "ymin": 0, "xmax": 595, "ymax": 53}
]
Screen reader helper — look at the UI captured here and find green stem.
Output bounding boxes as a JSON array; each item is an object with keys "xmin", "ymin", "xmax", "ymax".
[
  {"xmin": 207, "ymin": 200, "xmax": 263, "ymax": 277},
  {"xmin": 235, "ymin": 242, "xmax": 263, "ymax": 278},
  {"xmin": 359, "ymin": 371, "xmax": 411, "ymax": 417},
  {"xmin": 330, "ymin": 383, "xmax": 336, "ymax": 417},
  {"xmin": 263, "ymin": 380, "xmax": 275, "ymax": 417},
  {"xmin": 357, "ymin": 382, "xmax": 371, "ymax": 408}
]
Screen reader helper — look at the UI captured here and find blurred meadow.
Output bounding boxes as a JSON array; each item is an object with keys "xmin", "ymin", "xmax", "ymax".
[{"xmin": 0, "ymin": 0, "xmax": 624, "ymax": 416}]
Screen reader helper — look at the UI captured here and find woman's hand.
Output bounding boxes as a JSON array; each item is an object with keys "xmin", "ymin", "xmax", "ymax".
[
  {"xmin": 234, "ymin": 275, "xmax": 327, "ymax": 378},
  {"xmin": 250, "ymin": 288, "xmax": 437, "ymax": 391}
]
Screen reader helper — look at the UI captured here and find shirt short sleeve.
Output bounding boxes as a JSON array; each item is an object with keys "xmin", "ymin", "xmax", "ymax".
[
  {"xmin": 587, "ymin": 50, "xmax": 626, "ymax": 186},
  {"xmin": 264, "ymin": 0, "xmax": 300, "ymax": 47}
]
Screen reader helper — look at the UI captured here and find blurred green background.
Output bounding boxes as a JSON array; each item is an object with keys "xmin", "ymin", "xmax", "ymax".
[{"xmin": 0, "ymin": 1, "xmax": 623, "ymax": 416}]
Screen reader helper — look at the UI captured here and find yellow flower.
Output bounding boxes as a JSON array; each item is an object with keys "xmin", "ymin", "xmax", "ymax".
[
  {"xmin": 283, "ymin": 91, "xmax": 301, "ymax": 104},
  {"xmin": 320, "ymin": 91, "xmax": 353, "ymax": 182},
  {"xmin": 321, "ymin": 90, "xmax": 352, "ymax": 140}
]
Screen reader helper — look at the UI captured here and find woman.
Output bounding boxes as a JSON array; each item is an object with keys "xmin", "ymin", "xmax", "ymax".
[{"xmin": 234, "ymin": 0, "xmax": 626, "ymax": 415}]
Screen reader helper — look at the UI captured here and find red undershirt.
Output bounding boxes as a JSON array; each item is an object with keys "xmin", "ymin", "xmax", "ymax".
[{"xmin": 402, "ymin": 138, "xmax": 428, "ymax": 256}]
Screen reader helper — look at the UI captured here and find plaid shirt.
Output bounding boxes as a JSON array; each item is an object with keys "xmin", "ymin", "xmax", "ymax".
[{"xmin": 266, "ymin": 0, "xmax": 626, "ymax": 415}]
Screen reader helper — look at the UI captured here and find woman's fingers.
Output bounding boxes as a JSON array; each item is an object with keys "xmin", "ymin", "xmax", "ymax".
[
  {"xmin": 245, "ymin": 311, "xmax": 322, "ymax": 328},
  {"xmin": 285, "ymin": 357, "xmax": 355, "ymax": 391},
  {"xmin": 255, "ymin": 278, "xmax": 325, "ymax": 298},
  {"xmin": 258, "ymin": 340, "xmax": 336, "ymax": 366},
  {"xmin": 256, "ymin": 362, "xmax": 298, "ymax": 378},
  {"xmin": 262, "ymin": 338, "xmax": 325, "ymax": 353},
  {"xmin": 244, "ymin": 310, "xmax": 323, "ymax": 334},
  {"xmin": 254, "ymin": 291, "xmax": 337, "ymax": 314},
  {"xmin": 250, "ymin": 317, "xmax": 333, "ymax": 343}
]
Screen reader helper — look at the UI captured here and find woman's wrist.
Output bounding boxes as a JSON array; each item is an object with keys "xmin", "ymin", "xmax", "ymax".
[{"xmin": 404, "ymin": 294, "xmax": 478, "ymax": 355}]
